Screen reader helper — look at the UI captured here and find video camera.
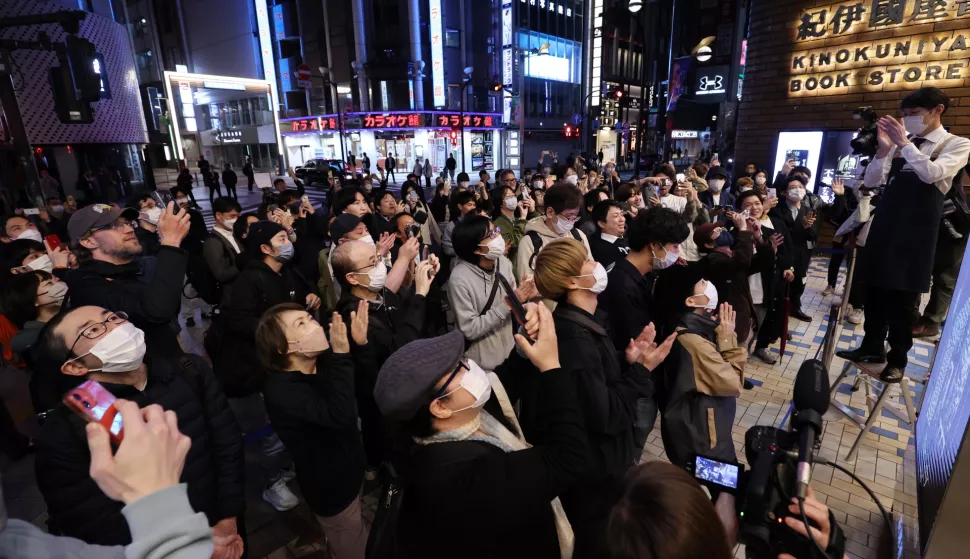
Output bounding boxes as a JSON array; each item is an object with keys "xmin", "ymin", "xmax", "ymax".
[
  {"xmin": 850, "ymin": 106, "xmax": 879, "ymax": 158},
  {"xmin": 687, "ymin": 360, "xmax": 863, "ymax": 559}
]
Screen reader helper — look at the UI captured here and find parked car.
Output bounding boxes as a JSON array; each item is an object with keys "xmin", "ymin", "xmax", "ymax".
[{"xmin": 295, "ymin": 159, "xmax": 348, "ymax": 185}]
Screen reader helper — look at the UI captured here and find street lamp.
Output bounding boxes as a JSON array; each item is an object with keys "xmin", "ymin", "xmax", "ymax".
[
  {"xmin": 318, "ymin": 66, "xmax": 347, "ymax": 166},
  {"xmin": 459, "ymin": 66, "xmax": 473, "ymax": 173}
]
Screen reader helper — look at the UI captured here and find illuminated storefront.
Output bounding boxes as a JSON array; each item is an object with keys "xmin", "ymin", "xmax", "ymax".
[
  {"xmin": 163, "ymin": 71, "xmax": 285, "ymax": 171},
  {"xmin": 281, "ymin": 111, "xmax": 505, "ymax": 174}
]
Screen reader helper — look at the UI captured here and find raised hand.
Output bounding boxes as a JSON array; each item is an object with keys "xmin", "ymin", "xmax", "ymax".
[
  {"xmin": 514, "ymin": 277, "xmax": 538, "ymax": 303},
  {"xmin": 157, "ymin": 202, "xmax": 191, "ymax": 247},
  {"xmin": 350, "ymin": 299, "xmax": 369, "ymax": 346},
  {"xmin": 414, "ymin": 259, "xmax": 435, "ymax": 296},
  {"xmin": 769, "ymin": 232, "xmax": 784, "ymax": 254},
  {"xmin": 87, "ymin": 401, "xmax": 191, "ymax": 505},
  {"xmin": 377, "ymin": 232, "xmax": 395, "ymax": 257},
  {"xmin": 514, "ymin": 303, "xmax": 560, "ymax": 373},
  {"xmin": 715, "ymin": 303, "xmax": 736, "ymax": 339},
  {"xmin": 831, "ymin": 177, "xmax": 845, "ymax": 196},
  {"xmin": 45, "ymin": 239, "xmax": 71, "ymax": 269},
  {"xmin": 638, "ymin": 332, "xmax": 678, "ymax": 371},
  {"xmin": 329, "ymin": 312, "xmax": 350, "ymax": 354}
]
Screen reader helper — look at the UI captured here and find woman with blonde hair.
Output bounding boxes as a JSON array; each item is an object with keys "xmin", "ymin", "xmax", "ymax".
[{"xmin": 530, "ymin": 237, "xmax": 676, "ymax": 556}]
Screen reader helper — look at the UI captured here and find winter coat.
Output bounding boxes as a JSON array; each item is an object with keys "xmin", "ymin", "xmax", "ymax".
[
  {"xmin": 660, "ymin": 312, "xmax": 746, "ymax": 468},
  {"xmin": 263, "ymin": 351, "xmax": 369, "ymax": 516},
  {"xmin": 448, "ymin": 257, "xmax": 517, "ymax": 371},
  {"xmin": 696, "ymin": 231, "xmax": 756, "ymax": 341},
  {"xmin": 59, "ymin": 247, "xmax": 186, "ymax": 359},
  {"xmin": 514, "ymin": 217, "xmax": 592, "ymax": 284},
  {"xmin": 35, "ymin": 355, "xmax": 244, "ymax": 545}
]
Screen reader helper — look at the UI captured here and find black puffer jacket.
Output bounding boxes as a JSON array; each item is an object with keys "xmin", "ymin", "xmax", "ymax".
[
  {"xmin": 34, "ymin": 355, "xmax": 245, "ymax": 545},
  {"xmin": 59, "ymin": 246, "xmax": 186, "ymax": 359}
]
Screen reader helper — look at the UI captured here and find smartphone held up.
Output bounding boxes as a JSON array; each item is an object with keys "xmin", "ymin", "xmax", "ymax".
[{"xmin": 64, "ymin": 380, "xmax": 124, "ymax": 444}]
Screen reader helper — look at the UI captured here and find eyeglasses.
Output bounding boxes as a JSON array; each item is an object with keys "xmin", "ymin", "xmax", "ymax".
[
  {"xmin": 432, "ymin": 360, "xmax": 469, "ymax": 400},
  {"xmin": 483, "ymin": 227, "xmax": 502, "ymax": 240},
  {"xmin": 69, "ymin": 311, "xmax": 129, "ymax": 354},
  {"xmin": 89, "ymin": 220, "xmax": 137, "ymax": 234}
]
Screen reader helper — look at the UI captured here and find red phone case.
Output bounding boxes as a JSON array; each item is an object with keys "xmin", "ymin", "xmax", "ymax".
[
  {"xmin": 64, "ymin": 380, "xmax": 124, "ymax": 444},
  {"xmin": 44, "ymin": 234, "xmax": 61, "ymax": 251}
]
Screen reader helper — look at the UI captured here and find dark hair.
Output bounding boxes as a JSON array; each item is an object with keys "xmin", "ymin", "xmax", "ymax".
[
  {"xmin": 233, "ymin": 212, "xmax": 257, "ymax": 247},
  {"xmin": 36, "ymin": 308, "xmax": 73, "ymax": 364},
  {"xmin": 277, "ymin": 191, "xmax": 298, "ymax": 206},
  {"xmin": 255, "ymin": 302, "xmax": 306, "ymax": 373},
  {"xmin": 585, "ymin": 188, "xmax": 609, "ymax": 211},
  {"xmin": 212, "ymin": 197, "xmax": 242, "ymax": 215},
  {"xmin": 456, "ymin": 172, "xmax": 470, "ymax": 183},
  {"xmin": 791, "ymin": 166, "xmax": 812, "ymax": 179},
  {"xmin": 592, "ymin": 200, "xmax": 623, "ymax": 228},
  {"xmin": 390, "ymin": 212, "xmax": 413, "ymax": 234},
  {"xmin": 736, "ymin": 190, "xmax": 763, "ymax": 209},
  {"xmin": 453, "ymin": 215, "xmax": 491, "ymax": 263},
  {"xmin": 543, "ymin": 184, "xmax": 582, "ymax": 215},
  {"xmin": 401, "ymin": 181, "xmax": 425, "ymax": 203},
  {"xmin": 373, "ymin": 189, "xmax": 396, "ymax": 206},
  {"xmin": 479, "ymin": 170, "xmax": 489, "ymax": 178},
  {"xmin": 786, "ymin": 175, "xmax": 807, "ymax": 188},
  {"xmin": 627, "ymin": 207, "xmax": 691, "ymax": 252},
  {"xmin": 273, "ymin": 178, "xmax": 286, "ymax": 187},
  {"xmin": 499, "ymin": 169, "xmax": 516, "ymax": 182},
  {"xmin": 901, "ymin": 87, "xmax": 950, "ymax": 113},
  {"xmin": 126, "ymin": 194, "xmax": 153, "ymax": 211},
  {"xmin": 333, "ymin": 187, "xmax": 365, "ymax": 215},
  {"xmin": 652, "ymin": 163, "xmax": 677, "ymax": 181},
  {"xmin": 602, "ymin": 461, "xmax": 733, "ymax": 559},
  {"xmin": 652, "ymin": 262, "xmax": 705, "ymax": 330},
  {"xmin": 450, "ymin": 190, "xmax": 478, "ymax": 223},
  {"xmin": 0, "ymin": 238, "xmax": 45, "ymax": 270},
  {"xmin": 0, "ymin": 270, "xmax": 50, "ymax": 328},
  {"xmin": 0, "ymin": 215, "xmax": 43, "ymax": 239},
  {"xmin": 615, "ymin": 183, "xmax": 641, "ymax": 204}
]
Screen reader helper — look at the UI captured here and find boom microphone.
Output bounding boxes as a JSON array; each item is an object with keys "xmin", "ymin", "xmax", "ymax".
[{"xmin": 791, "ymin": 359, "xmax": 830, "ymax": 499}]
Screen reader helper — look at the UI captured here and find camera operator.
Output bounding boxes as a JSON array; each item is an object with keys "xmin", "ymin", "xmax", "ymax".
[
  {"xmin": 602, "ymin": 461, "xmax": 848, "ymax": 559},
  {"xmin": 838, "ymin": 87, "xmax": 970, "ymax": 383}
]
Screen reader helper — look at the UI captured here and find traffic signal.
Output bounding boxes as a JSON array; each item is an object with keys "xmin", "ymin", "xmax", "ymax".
[
  {"xmin": 450, "ymin": 129, "xmax": 458, "ymax": 145},
  {"xmin": 65, "ymin": 35, "xmax": 101, "ymax": 102},
  {"xmin": 50, "ymin": 65, "xmax": 95, "ymax": 123},
  {"xmin": 491, "ymin": 82, "xmax": 504, "ymax": 92},
  {"xmin": 610, "ymin": 86, "xmax": 624, "ymax": 100},
  {"xmin": 564, "ymin": 125, "xmax": 572, "ymax": 138}
]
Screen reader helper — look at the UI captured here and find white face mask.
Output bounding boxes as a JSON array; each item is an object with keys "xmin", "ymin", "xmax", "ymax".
[
  {"xmin": 356, "ymin": 262, "xmax": 387, "ymax": 292},
  {"xmin": 903, "ymin": 114, "xmax": 929, "ymax": 137},
  {"xmin": 504, "ymin": 196, "xmax": 517, "ymax": 211},
  {"xmin": 565, "ymin": 174, "xmax": 579, "ymax": 186},
  {"xmin": 533, "ymin": 182, "xmax": 544, "ymax": 190},
  {"xmin": 690, "ymin": 281, "xmax": 719, "ymax": 311},
  {"xmin": 652, "ymin": 244, "xmax": 679, "ymax": 270},
  {"xmin": 222, "ymin": 217, "xmax": 238, "ymax": 229},
  {"xmin": 755, "ymin": 176, "xmax": 767, "ymax": 186},
  {"xmin": 573, "ymin": 262, "xmax": 609, "ymax": 294},
  {"xmin": 553, "ymin": 215, "xmax": 575, "ymax": 235},
  {"xmin": 16, "ymin": 228, "xmax": 43, "ymax": 243},
  {"xmin": 439, "ymin": 360, "xmax": 492, "ymax": 413},
  {"xmin": 787, "ymin": 187, "xmax": 806, "ymax": 202},
  {"xmin": 39, "ymin": 281, "xmax": 69, "ymax": 305},
  {"xmin": 709, "ymin": 179, "xmax": 724, "ymax": 192},
  {"xmin": 479, "ymin": 235, "xmax": 506, "ymax": 260},
  {"xmin": 143, "ymin": 207, "xmax": 163, "ymax": 225},
  {"xmin": 360, "ymin": 234, "xmax": 376, "ymax": 248},
  {"xmin": 460, "ymin": 181, "xmax": 470, "ymax": 189},
  {"xmin": 27, "ymin": 254, "xmax": 53, "ymax": 273},
  {"xmin": 70, "ymin": 322, "xmax": 147, "ymax": 373}
]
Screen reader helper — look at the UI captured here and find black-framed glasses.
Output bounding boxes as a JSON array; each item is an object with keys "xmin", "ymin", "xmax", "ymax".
[
  {"xmin": 89, "ymin": 220, "xmax": 137, "ymax": 235},
  {"xmin": 69, "ymin": 311, "xmax": 129, "ymax": 354},
  {"xmin": 432, "ymin": 360, "xmax": 469, "ymax": 400}
]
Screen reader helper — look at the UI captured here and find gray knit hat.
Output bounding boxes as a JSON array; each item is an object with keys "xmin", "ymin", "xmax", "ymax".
[{"xmin": 374, "ymin": 329, "xmax": 465, "ymax": 421}]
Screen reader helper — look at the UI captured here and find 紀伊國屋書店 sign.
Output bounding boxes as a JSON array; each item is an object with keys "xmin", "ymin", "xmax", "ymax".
[{"xmin": 787, "ymin": 0, "xmax": 970, "ymax": 96}]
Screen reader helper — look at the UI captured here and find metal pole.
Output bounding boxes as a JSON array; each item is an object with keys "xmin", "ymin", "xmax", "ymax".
[
  {"xmin": 331, "ymin": 79, "xmax": 347, "ymax": 165},
  {"xmin": 518, "ymin": 51, "xmax": 526, "ymax": 177},
  {"xmin": 460, "ymin": 80, "xmax": 470, "ymax": 173},
  {"xmin": 633, "ymin": 9, "xmax": 648, "ymax": 177}
]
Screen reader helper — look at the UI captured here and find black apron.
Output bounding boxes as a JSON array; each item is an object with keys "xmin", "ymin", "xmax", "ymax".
[{"xmin": 865, "ymin": 138, "xmax": 953, "ymax": 292}]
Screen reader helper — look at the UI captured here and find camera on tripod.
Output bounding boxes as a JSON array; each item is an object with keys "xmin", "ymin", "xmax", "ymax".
[{"xmin": 850, "ymin": 106, "xmax": 879, "ymax": 158}]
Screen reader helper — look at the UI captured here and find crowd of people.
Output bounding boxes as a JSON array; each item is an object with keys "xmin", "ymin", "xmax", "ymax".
[{"xmin": 4, "ymin": 86, "xmax": 965, "ymax": 559}]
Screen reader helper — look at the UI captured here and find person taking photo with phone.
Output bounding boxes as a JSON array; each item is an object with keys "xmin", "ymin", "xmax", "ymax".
[{"xmin": 768, "ymin": 176, "xmax": 818, "ymax": 323}]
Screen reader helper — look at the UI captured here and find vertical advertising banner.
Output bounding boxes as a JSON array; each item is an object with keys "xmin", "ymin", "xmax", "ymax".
[
  {"xmin": 255, "ymin": 0, "xmax": 279, "ymax": 110},
  {"xmin": 502, "ymin": 2, "xmax": 513, "ymax": 87},
  {"xmin": 430, "ymin": 0, "xmax": 445, "ymax": 107},
  {"xmin": 667, "ymin": 56, "xmax": 691, "ymax": 113}
]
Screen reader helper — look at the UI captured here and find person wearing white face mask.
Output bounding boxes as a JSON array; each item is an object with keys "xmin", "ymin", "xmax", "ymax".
[
  {"xmin": 202, "ymin": 197, "xmax": 244, "ymax": 308},
  {"xmin": 125, "ymin": 195, "xmax": 164, "ymax": 257},
  {"xmin": 836, "ymin": 88, "xmax": 970, "ymax": 384},
  {"xmin": 493, "ymin": 182, "xmax": 539, "ymax": 272},
  {"xmin": 769, "ymin": 175, "xmax": 818, "ymax": 323},
  {"xmin": 516, "ymin": 184, "xmax": 593, "ymax": 290},
  {"xmin": 34, "ymin": 305, "xmax": 246, "ymax": 552},
  {"xmin": 700, "ymin": 167, "xmax": 736, "ymax": 211},
  {"xmin": 532, "ymin": 237, "xmax": 677, "ymax": 556},
  {"xmin": 257, "ymin": 303, "xmax": 372, "ymax": 558},
  {"xmin": 332, "ymin": 238, "xmax": 437, "ymax": 475},
  {"xmin": 449, "ymin": 216, "xmax": 536, "ymax": 370},
  {"xmin": 0, "ymin": 215, "xmax": 45, "ymax": 244},
  {"xmin": 653, "ymin": 267, "xmax": 746, "ymax": 472}
]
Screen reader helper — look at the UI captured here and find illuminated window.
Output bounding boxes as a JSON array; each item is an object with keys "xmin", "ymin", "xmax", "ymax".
[{"xmin": 445, "ymin": 29, "xmax": 460, "ymax": 48}]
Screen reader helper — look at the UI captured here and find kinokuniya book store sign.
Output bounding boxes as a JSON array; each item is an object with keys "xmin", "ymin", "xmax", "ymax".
[{"xmin": 787, "ymin": 0, "xmax": 970, "ymax": 95}]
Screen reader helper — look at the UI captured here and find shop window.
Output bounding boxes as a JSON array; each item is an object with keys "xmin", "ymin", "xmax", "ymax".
[{"xmin": 445, "ymin": 29, "xmax": 460, "ymax": 48}]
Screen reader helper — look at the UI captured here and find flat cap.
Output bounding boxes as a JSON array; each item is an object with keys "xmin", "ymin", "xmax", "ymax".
[{"xmin": 374, "ymin": 329, "xmax": 465, "ymax": 422}]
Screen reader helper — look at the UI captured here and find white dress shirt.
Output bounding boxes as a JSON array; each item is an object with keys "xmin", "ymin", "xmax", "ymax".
[{"xmin": 863, "ymin": 125, "xmax": 970, "ymax": 195}]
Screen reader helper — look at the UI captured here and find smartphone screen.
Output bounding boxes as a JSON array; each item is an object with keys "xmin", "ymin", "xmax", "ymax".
[
  {"xmin": 151, "ymin": 189, "xmax": 174, "ymax": 209},
  {"xmin": 676, "ymin": 173, "xmax": 686, "ymax": 183},
  {"xmin": 44, "ymin": 234, "xmax": 62, "ymax": 251},
  {"xmin": 23, "ymin": 208, "xmax": 40, "ymax": 216},
  {"xmin": 766, "ymin": 188, "xmax": 777, "ymax": 199},
  {"xmin": 64, "ymin": 380, "xmax": 124, "ymax": 443},
  {"xmin": 693, "ymin": 456, "xmax": 739, "ymax": 489}
]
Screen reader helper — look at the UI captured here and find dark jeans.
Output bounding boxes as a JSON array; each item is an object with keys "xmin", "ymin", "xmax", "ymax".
[
  {"xmin": 246, "ymin": 175, "xmax": 255, "ymax": 191},
  {"xmin": 922, "ymin": 238, "xmax": 967, "ymax": 325},
  {"xmin": 827, "ymin": 240, "xmax": 853, "ymax": 288},
  {"xmin": 860, "ymin": 285, "xmax": 921, "ymax": 368},
  {"xmin": 634, "ymin": 397, "xmax": 658, "ymax": 451},
  {"xmin": 208, "ymin": 184, "xmax": 223, "ymax": 203},
  {"xmin": 224, "ymin": 185, "xmax": 238, "ymax": 200}
]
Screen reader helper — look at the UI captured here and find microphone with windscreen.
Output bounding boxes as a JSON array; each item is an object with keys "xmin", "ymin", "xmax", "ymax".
[{"xmin": 791, "ymin": 359, "xmax": 830, "ymax": 500}]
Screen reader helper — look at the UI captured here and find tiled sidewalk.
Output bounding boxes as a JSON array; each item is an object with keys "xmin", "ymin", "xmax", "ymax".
[{"xmin": 641, "ymin": 255, "xmax": 928, "ymax": 559}]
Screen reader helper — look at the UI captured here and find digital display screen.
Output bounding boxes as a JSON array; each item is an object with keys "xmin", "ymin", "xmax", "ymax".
[
  {"xmin": 817, "ymin": 130, "xmax": 868, "ymax": 205},
  {"xmin": 772, "ymin": 131, "xmax": 824, "ymax": 193},
  {"xmin": 916, "ymin": 239, "xmax": 970, "ymax": 553},
  {"xmin": 695, "ymin": 456, "xmax": 739, "ymax": 489}
]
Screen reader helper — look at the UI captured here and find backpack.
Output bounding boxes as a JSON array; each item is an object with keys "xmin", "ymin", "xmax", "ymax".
[{"xmin": 525, "ymin": 229, "xmax": 583, "ymax": 270}]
